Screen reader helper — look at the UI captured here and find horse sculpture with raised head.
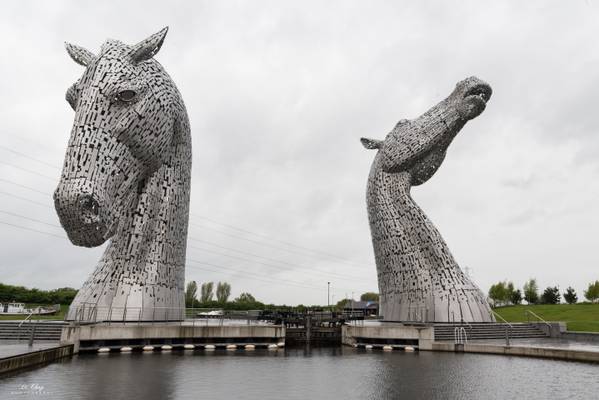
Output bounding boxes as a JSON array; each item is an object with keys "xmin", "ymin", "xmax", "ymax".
[
  {"xmin": 54, "ymin": 27, "xmax": 192, "ymax": 321},
  {"xmin": 361, "ymin": 77, "xmax": 494, "ymax": 323}
]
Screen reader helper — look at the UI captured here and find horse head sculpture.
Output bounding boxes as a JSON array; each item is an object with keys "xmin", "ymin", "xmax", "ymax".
[
  {"xmin": 361, "ymin": 77, "xmax": 494, "ymax": 322},
  {"xmin": 54, "ymin": 28, "xmax": 192, "ymax": 321}
]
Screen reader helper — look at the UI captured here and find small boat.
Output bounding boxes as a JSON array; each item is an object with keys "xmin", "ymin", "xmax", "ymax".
[
  {"xmin": 196, "ymin": 310, "xmax": 223, "ymax": 318},
  {"xmin": 0, "ymin": 302, "xmax": 59, "ymax": 315}
]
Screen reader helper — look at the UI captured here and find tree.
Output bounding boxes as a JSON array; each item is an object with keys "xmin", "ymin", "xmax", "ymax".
[
  {"xmin": 335, "ymin": 298, "xmax": 350, "ymax": 310},
  {"xmin": 584, "ymin": 281, "xmax": 599, "ymax": 303},
  {"xmin": 488, "ymin": 281, "xmax": 510, "ymax": 306},
  {"xmin": 540, "ymin": 286, "xmax": 561, "ymax": 304},
  {"xmin": 234, "ymin": 292, "xmax": 256, "ymax": 303},
  {"xmin": 563, "ymin": 287, "xmax": 578, "ymax": 304},
  {"xmin": 360, "ymin": 292, "xmax": 379, "ymax": 302},
  {"xmin": 0, "ymin": 283, "xmax": 77, "ymax": 305},
  {"xmin": 185, "ymin": 281, "xmax": 198, "ymax": 307},
  {"xmin": 200, "ymin": 282, "xmax": 214, "ymax": 303},
  {"xmin": 506, "ymin": 282, "xmax": 515, "ymax": 296},
  {"xmin": 510, "ymin": 289, "xmax": 522, "ymax": 305},
  {"xmin": 216, "ymin": 282, "xmax": 231, "ymax": 303},
  {"xmin": 523, "ymin": 278, "xmax": 539, "ymax": 304}
]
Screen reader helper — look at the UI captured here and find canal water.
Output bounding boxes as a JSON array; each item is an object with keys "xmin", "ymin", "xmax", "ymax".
[{"xmin": 1, "ymin": 347, "xmax": 597, "ymax": 399}]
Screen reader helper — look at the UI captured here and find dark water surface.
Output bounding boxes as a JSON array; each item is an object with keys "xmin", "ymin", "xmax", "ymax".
[{"xmin": 1, "ymin": 347, "xmax": 597, "ymax": 399}]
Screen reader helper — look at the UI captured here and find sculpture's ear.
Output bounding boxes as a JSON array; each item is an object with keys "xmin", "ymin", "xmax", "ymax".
[
  {"xmin": 360, "ymin": 138, "xmax": 383, "ymax": 150},
  {"xmin": 65, "ymin": 42, "xmax": 96, "ymax": 67},
  {"xmin": 129, "ymin": 26, "xmax": 169, "ymax": 64}
]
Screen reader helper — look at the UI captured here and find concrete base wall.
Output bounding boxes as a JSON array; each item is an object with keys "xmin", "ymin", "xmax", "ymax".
[
  {"xmin": 342, "ymin": 324, "xmax": 434, "ymax": 350},
  {"xmin": 561, "ymin": 331, "xmax": 599, "ymax": 342},
  {"xmin": 0, "ymin": 345, "xmax": 73, "ymax": 375},
  {"xmin": 61, "ymin": 323, "xmax": 285, "ymax": 353}
]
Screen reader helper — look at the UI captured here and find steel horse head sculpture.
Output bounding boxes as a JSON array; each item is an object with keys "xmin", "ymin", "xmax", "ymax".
[
  {"xmin": 361, "ymin": 77, "xmax": 494, "ymax": 323},
  {"xmin": 54, "ymin": 27, "xmax": 192, "ymax": 321}
]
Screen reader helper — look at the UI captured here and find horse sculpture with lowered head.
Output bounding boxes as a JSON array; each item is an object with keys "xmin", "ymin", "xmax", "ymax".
[
  {"xmin": 54, "ymin": 27, "xmax": 192, "ymax": 321},
  {"xmin": 361, "ymin": 77, "xmax": 495, "ymax": 323}
]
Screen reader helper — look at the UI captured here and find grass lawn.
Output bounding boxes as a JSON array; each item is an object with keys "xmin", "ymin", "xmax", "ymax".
[
  {"xmin": 0, "ymin": 304, "xmax": 68, "ymax": 321},
  {"xmin": 494, "ymin": 303, "xmax": 599, "ymax": 332}
]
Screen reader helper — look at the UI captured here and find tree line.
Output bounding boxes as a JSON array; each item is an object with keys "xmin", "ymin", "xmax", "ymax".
[
  {"xmin": 0, "ymin": 283, "xmax": 77, "ymax": 305},
  {"xmin": 185, "ymin": 281, "xmax": 266, "ymax": 310},
  {"xmin": 185, "ymin": 282, "xmax": 382, "ymax": 311},
  {"xmin": 488, "ymin": 279, "xmax": 599, "ymax": 306}
]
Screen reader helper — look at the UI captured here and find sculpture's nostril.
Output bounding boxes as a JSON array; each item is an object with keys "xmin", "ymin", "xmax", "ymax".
[{"xmin": 79, "ymin": 195, "xmax": 100, "ymax": 216}]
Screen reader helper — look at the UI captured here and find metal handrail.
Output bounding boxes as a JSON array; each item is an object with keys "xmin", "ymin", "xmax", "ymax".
[
  {"xmin": 525, "ymin": 309, "xmax": 551, "ymax": 328},
  {"xmin": 491, "ymin": 310, "xmax": 512, "ymax": 346},
  {"xmin": 65, "ymin": 304, "xmax": 274, "ymax": 326},
  {"xmin": 490, "ymin": 310, "xmax": 513, "ymax": 328},
  {"xmin": 18, "ymin": 311, "xmax": 34, "ymax": 329},
  {"xmin": 16, "ymin": 311, "xmax": 35, "ymax": 342}
]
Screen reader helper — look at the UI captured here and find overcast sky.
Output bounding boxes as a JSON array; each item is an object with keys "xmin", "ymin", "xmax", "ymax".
[{"xmin": 0, "ymin": 1, "xmax": 598, "ymax": 306}]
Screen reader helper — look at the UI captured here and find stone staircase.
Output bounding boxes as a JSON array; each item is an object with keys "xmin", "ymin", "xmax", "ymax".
[
  {"xmin": 433, "ymin": 323, "xmax": 548, "ymax": 341},
  {"xmin": 0, "ymin": 321, "xmax": 66, "ymax": 341}
]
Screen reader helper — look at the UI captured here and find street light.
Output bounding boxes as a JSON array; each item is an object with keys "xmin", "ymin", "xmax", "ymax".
[{"xmin": 327, "ymin": 282, "xmax": 330, "ymax": 308}]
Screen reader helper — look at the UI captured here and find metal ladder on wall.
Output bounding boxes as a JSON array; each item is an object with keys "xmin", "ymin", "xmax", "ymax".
[{"xmin": 454, "ymin": 326, "xmax": 468, "ymax": 344}]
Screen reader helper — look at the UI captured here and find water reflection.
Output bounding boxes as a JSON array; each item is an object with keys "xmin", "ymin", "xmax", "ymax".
[{"xmin": 1, "ymin": 347, "xmax": 598, "ymax": 400}]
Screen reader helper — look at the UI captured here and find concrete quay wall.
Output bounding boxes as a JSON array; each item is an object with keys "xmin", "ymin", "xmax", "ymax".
[
  {"xmin": 0, "ymin": 345, "xmax": 73, "ymax": 375},
  {"xmin": 431, "ymin": 342, "xmax": 599, "ymax": 363}
]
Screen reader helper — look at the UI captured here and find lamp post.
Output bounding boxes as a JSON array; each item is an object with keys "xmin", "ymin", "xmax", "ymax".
[{"xmin": 327, "ymin": 282, "xmax": 330, "ymax": 309}]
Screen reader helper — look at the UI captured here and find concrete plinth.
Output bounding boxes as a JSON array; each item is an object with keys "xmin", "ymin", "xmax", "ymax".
[
  {"xmin": 61, "ymin": 322, "xmax": 285, "ymax": 353},
  {"xmin": 342, "ymin": 323, "xmax": 434, "ymax": 350}
]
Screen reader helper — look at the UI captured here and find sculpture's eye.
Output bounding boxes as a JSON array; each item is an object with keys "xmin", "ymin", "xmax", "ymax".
[{"xmin": 116, "ymin": 90, "xmax": 137, "ymax": 103}]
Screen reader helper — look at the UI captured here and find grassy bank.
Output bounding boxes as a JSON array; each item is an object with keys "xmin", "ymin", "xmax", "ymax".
[
  {"xmin": 494, "ymin": 303, "xmax": 599, "ymax": 332},
  {"xmin": 0, "ymin": 304, "xmax": 68, "ymax": 321}
]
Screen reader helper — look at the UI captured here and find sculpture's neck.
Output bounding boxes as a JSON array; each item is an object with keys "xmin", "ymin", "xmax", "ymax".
[
  {"xmin": 106, "ymin": 130, "xmax": 192, "ymax": 284},
  {"xmin": 369, "ymin": 157, "xmax": 412, "ymax": 198}
]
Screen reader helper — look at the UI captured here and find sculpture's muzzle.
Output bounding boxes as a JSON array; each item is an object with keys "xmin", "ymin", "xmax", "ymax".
[
  {"xmin": 454, "ymin": 77, "xmax": 492, "ymax": 120},
  {"xmin": 54, "ymin": 179, "xmax": 110, "ymax": 247}
]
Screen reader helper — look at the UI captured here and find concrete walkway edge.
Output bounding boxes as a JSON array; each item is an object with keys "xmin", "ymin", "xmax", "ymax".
[{"xmin": 430, "ymin": 342, "xmax": 599, "ymax": 363}]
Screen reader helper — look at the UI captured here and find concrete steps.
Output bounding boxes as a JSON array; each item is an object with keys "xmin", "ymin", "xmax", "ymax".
[
  {"xmin": 0, "ymin": 321, "xmax": 66, "ymax": 341},
  {"xmin": 434, "ymin": 323, "xmax": 548, "ymax": 341}
]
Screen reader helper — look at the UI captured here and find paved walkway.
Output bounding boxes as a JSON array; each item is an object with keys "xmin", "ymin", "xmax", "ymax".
[{"xmin": 0, "ymin": 341, "xmax": 60, "ymax": 359}]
